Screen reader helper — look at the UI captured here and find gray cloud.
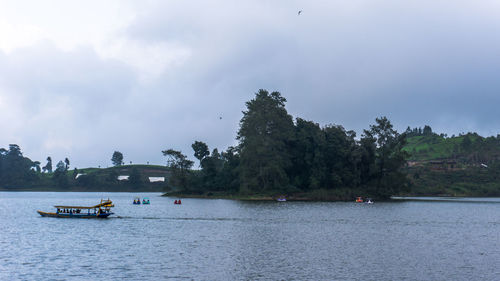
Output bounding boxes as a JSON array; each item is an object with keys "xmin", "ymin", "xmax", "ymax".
[{"xmin": 2, "ymin": 0, "xmax": 500, "ymax": 167}]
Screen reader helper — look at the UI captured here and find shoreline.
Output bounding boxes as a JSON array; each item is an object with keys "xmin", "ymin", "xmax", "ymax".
[{"xmin": 2, "ymin": 189, "xmax": 498, "ymax": 201}]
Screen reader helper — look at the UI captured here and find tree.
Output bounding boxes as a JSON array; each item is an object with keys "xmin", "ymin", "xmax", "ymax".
[
  {"xmin": 53, "ymin": 160, "xmax": 68, "ymax": 187},
  {"xmin": 162, "ymin": 149, "xmax": 194, "ymax": 190},
  {"xmin": 323, "ymin": 125, "xmax": 358, "ymax": 189},
  {"xmin": 32, "ymin": 161, "xmax": 41, "ymax": 173},
  {"xmin": 289, "ymin": 118, "xmax": 326, "ymax": 190},
  {"xmin": 64, "ymin": 158, "xmax": 70, "ymax": 171},
  {"xmin": 362, "ymin": 117, "xmax": 409, "ymax": 198},
  {"xmin": 0, "ymin": 144, "xmax": 38, "ymax": 186},
  {"xmin": 219, "ymin": 146, "xmax": 240, "ymax": 192},
  {"xmin": 423, "ymin": 125, "xmax": 433, "ymax": 136},
  {"xmin": 43, "ymin": 157, "xmax": 52, "ymax": 173},
  {"xmin": 237, "ymin": 89, "xmax": 295, "ymax": 192},
  {"xmin": 192, "ymin": 141, "xmax": 209, "ymax": 166},
  {"xmin": 111, "ymin": 151, "xmax": 124, "ymax": 167},
  {"xmin": 202, "ymin": 148, "xmax": 225, "ymax": 190}
]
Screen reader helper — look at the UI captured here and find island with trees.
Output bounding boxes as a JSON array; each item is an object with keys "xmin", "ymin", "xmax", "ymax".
[{"xmin": 1, "ymin": 89, "xmax": 500, "ymax": 199}]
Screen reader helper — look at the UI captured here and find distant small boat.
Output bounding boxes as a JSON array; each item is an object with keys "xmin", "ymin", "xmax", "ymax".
[
  {"xmin": 174, "ymin": 199, "xmax": 182, "ymax": 205},
  {"xmin": 355, "ymin": 197, "xmax": 363, "ymax": 203},
  {"xmin": 276, "ymin": 196, "xmax": 286, "ymax": 202},
  {"xmin": 142, "ymin": 197, "xmax": 150, "ymax": 204},
  {"xmin": 365, "ymin": 198, "xmax": 374, "ymax": 204},
  {"xmin": 133, "ymin": 197, "xmax": 141, "ymax": 205},
  {"xmin": 37, "ymin": 199, "xmax": 114, "ymax": 219}
]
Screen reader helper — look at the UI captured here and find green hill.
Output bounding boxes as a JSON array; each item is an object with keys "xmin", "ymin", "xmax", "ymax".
[
  {"xmin": 0, "ymin": 164, "xmax": 171, "ymax": 192},
  {"xmin": 403, "ymin": 132, "xmax": 500, "ymax": 196},
  {"xmin": 404, "ymin": 133, "xmax": 500, "ymax": 163}
]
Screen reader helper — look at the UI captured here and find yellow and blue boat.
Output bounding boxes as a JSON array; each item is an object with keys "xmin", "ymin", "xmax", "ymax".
[{"xmin": 37, "ymin": 199, "xmax": 115, "ymax": 218}]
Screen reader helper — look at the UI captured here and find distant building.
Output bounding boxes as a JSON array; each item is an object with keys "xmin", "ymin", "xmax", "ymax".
[
  {"xmin": 429, "ymin": 160, "xmax": 457, "ymax": 171},
  {"xmin": 117, "ymin": 175, "xmax": 130, "ymax": 181},
  {"xmin": 148, "ymin": 177, "xmax": 165, "ymax": 182},
  {"xmin": 75, "ymin": 173, "xmax": 86, "ymax": 179}
]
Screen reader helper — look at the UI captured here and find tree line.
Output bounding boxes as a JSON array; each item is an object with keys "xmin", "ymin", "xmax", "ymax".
[
  {"xmin": 164, "ymin": 89, "xmax": 409, "ymax": 199},
  {"xmin": 0, "ymin": 89, "xmax": 410, "ymax": 198},
  {"xmin": 0, "ymin": 144, "xmax": 71, "ymax": 188}
]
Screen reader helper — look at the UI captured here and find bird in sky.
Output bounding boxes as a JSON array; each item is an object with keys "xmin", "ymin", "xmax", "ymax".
[{"xmin": 298, "ymin": 10, "xmax": 302, "ymax": 15}]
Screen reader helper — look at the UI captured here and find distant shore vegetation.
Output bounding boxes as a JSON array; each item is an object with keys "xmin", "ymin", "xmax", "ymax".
[{"xmin": 2, "ymin": 89, "xmax": 500, "ymax": 199}]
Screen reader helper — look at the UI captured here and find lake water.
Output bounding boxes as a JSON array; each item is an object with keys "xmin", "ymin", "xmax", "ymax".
[{"xmin": 1, "ymin": 192, "xmax": 499, "ymax": 280}]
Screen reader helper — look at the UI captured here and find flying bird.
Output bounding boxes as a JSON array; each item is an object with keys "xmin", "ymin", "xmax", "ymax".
[{"xmin": 298, "ymin": 10, "xmax": 302, "ymax": 15}]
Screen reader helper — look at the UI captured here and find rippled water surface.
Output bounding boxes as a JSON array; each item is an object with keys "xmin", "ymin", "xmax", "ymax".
[{"xmin": 1, "ymin": 192, "xmax": 500, "ymax": 280}]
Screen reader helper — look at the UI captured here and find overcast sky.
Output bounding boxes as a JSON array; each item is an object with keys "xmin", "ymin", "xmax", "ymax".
[{"xmin": 1, "ymin": 0, "xmax": 500, "ymax": 168}]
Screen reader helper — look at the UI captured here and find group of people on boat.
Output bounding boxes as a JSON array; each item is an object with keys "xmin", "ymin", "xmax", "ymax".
[
  {"xmin": 57, "ymin": 208, "xmax": 82, "ymax": 214},
  {"xmin": 38, "ymin": 199, "xmax": 114, "ymax": 219},
  {"xmin": 174, "ymin": 199, "xmax": 182, "ymax": 205},
  {"xmin": 133, "ymin": 197, "xmax": 150, "ymax": 204}
]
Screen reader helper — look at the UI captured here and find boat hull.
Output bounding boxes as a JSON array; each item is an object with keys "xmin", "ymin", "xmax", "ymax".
[{"xmin": 37, "ymin": 211, "xmax": 112, "ymax": 218}]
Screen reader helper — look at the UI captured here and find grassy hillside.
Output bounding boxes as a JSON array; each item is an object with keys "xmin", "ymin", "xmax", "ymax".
[
  {"xmin": 403, "ymin": 133, "xmax": 500, "ymax": 196},
  {"xmin": 1, "ymin": 165, "xmax": 171, "ymax": 192},
  {"xmin": 404, "ymin": 133, "xmax": 500, "ymax": 163},
  {"xmin": 77, "ymin": 164, "xmax": 170, "ymax": 178}
]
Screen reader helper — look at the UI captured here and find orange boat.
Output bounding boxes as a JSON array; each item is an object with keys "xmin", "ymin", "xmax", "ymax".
[{"xmin": 355, "ymin": 197, "xmax": 363, "ymax": 203}]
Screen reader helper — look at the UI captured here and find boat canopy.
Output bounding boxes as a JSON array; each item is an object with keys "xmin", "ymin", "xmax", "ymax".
[{"xmin": 54, "ymin": 199, "xmax": 114, "ymax": 209}]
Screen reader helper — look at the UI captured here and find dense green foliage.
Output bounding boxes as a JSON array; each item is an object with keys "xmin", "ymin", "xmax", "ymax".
[
  {"xmin": 0, "ymin": 145, "xmax": 39, "ymax": 187},
  {"xmin": 168, "ymin": 90, "xmax": 409, "ymax": 199},
  {"xmin": 238, "ymin": 90, "xmax": 295, "ymax": 193}
]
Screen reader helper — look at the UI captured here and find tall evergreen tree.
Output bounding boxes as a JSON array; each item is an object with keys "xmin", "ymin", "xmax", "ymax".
[{"xmin": 237, "ymin": 89, "xmax": 294, "ymax": 192}]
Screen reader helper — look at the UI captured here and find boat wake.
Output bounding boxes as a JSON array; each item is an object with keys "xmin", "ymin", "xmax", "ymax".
[{"xmin": 114, "ymin": 216, "xmax": 248, "ymax": 222}]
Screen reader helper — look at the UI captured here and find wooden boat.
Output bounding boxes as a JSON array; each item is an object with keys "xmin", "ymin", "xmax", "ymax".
[{"xmin": 37, "ymin": 199, "xmax": 114, "ymax": 218}]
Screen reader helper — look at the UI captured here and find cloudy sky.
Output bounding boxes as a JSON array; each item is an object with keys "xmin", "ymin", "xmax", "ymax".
[{"xmin": 1, "ymin": 0, "xmax": 500, "ymax": 168}]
